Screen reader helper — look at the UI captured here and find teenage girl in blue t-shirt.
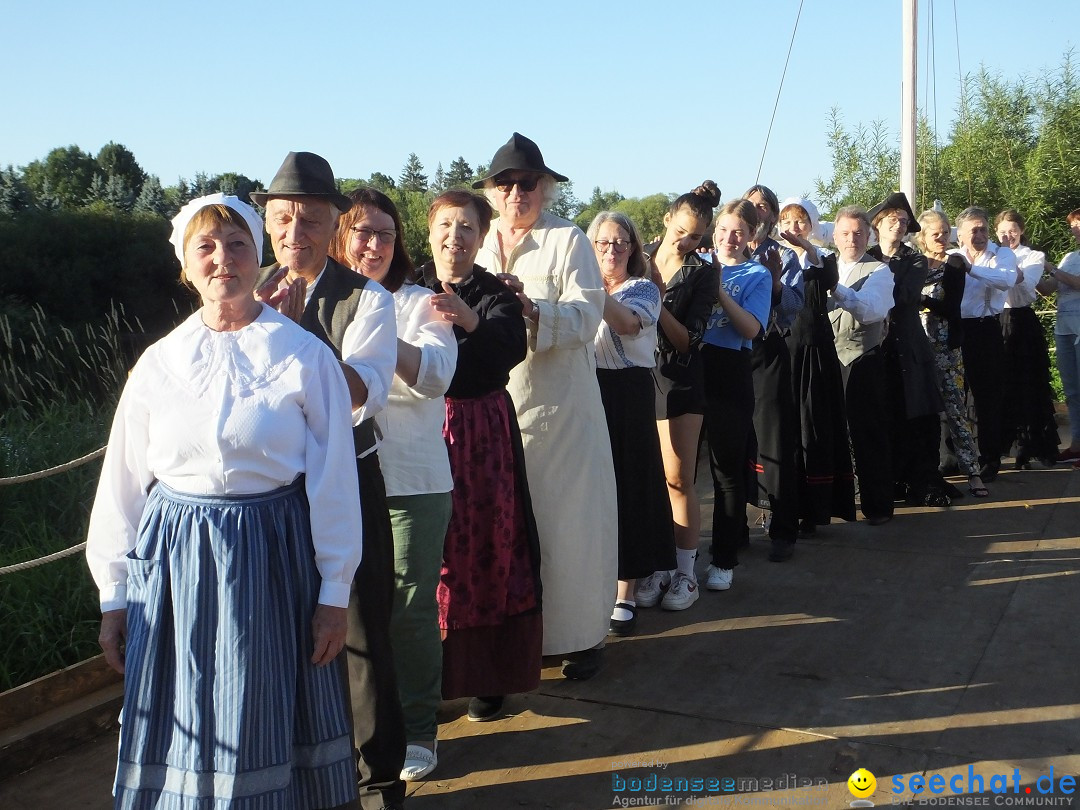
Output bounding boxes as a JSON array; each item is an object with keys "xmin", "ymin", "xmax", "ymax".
[{"xmin": 699, "ymin": 200, "xmax": 773, "ymax": 591}]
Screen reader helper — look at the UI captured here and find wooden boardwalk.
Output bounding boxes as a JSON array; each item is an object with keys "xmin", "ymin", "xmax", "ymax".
[{"xmin": 3, "ymin": 451, "xmax": 1079, "ymax": 809}]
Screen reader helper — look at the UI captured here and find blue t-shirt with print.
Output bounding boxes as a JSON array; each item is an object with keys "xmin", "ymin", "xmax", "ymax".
[{"xmin": 701, "ymin": 260, "xmax": 772, "ymax": 350}]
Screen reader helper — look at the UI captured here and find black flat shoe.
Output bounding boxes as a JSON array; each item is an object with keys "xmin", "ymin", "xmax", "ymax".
[
  {"xmin": 467, "ymin": 695, "xmax": 505, "ymax": 722},
  {"xmin": 979, "ymin": 461, "xmax": 1000, "ymax": 482},
  {"xmin": 608, "ymin": 601, "xmax": 637, "ymax": 637},
  {"xmin": 562, "ymin": 647, "xmax": 603, "ymax": 680}
]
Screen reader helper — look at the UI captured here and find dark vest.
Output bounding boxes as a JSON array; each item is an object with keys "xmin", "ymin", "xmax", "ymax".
[{"xmin": 259, "ymin": 258, "xmax": 376, "ymax": 455}]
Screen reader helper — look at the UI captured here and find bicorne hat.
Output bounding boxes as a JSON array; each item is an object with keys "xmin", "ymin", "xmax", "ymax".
[
  {"xmin": 251, "ymin": 151, "xmax": 352, "ymax": 211},
  {"xmin": 867, "ymin": 191, "xmax": 921, "ymax": 233},
  {"xmin": 472, "ymin": 132, "xmax": 569, "ymax": 188}
]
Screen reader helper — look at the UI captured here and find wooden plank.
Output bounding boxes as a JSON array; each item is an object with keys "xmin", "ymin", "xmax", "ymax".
[
  {"xmin": 0, "ymin": 654, "xmax": 120, "ymax": 730},
  {"xmin": 0, "ymin": 683, "xmax": 122, "ymax": 780}
]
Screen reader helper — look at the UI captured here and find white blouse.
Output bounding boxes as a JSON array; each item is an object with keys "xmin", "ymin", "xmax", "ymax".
[
  {"xmin": 86, "ymin": 305, "xmax": 363, "ymax": 612},
  {"xmin": 594, "ymin": 277, "xmax": 661, "ymax": 369},
  {"xmin": 375, "ymin": 283, "xmax": 457, "ymax": 496},
  {"xmin": 1004, "ymin": 245, "xmax": 1045, "ymax": 309}
]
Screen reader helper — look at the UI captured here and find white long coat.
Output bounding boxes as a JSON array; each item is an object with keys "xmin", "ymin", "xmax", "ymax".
[{"xmin": 477, "ymin": 211, "xmax": 618, "ymax": 655}]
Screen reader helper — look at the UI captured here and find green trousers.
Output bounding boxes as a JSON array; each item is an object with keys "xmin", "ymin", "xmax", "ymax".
[{"xmin": 387, "ymin": 492, "xmax": 453, "ymax": 742}]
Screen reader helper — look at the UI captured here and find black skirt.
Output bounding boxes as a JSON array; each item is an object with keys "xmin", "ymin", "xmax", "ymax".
[
  {"xmin": 788, "ymin": 262, "xmax": 857, "ymax": 524},
  {"xmin": 598, "ymin": 366, "xmax": 676, "ymax": 580},
  {"xmin": 1001, "ymin": 306, "xmax": 1059, "ymax": 460}
]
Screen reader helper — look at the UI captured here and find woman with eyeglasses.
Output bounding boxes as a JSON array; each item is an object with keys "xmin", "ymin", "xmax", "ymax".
[
  {"xmin": 914, "ymin": 208, "xmax": 988, "ymax": 498},
  {"xmin": 635, "ymin": 182, "xmax": 720, "ymax": 614},
  {"xmin": 995, "ymin": 208, "xmax": 1059, "ymax": 469},
  {"xmin": 474, "ymin": 132, "xmax": 616, "ymax": 681},
  {"xmin": 329, "ymin": 188, "xmax": 458, "ymax": 781},
  {"xmin": 587, "ymin": 211, "xmax": 674, "ymax": 637},
  {"xmin": 700, "ymin": 200, "xmax": 773, "ymax": 591}
]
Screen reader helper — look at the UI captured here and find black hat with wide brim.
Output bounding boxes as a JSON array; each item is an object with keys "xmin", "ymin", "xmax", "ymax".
[
  {"xmin": 472, "ymin": 132, "xmax": 569, "ymax": 188},
  {"xmin": 250, "ymin": 151, "xmax": 352, "ymax": 211},
  {"xmin": 867, "ymin": 191, "xmax": 921, "ymax": 232}
]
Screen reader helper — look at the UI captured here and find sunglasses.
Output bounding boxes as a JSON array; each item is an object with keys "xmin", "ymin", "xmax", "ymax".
[{"xmin": 494, "ymin": 175, "xmax": 540, "ymax": 193}]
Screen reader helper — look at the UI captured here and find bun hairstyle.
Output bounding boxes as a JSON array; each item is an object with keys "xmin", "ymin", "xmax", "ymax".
[{"xmin": 668, "ymin": 179, "xmax": 722, "ymax": 223}]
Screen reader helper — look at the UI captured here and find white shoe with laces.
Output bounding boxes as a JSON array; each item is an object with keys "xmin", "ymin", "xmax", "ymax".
[
  {"xmin": 705, "ymin": 565, "xmax": 733, "ymax": 591},
  {"xmin": 661, "ymin": 572, "xmax": 700, "ymax": 610},
  {"xmin": 634, "ymin": 570, "xmax": 671, "ymax": 608}
]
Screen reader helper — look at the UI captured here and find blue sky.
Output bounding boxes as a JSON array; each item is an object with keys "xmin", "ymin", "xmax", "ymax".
[{"xmin": 4, "ymin": 0, "xmax": 1078, "ymax": 203}]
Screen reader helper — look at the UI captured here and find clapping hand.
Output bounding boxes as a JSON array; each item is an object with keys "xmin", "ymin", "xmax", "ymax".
[
  {"xmin": 431, "ymin": 282, "xmax": 480, "ymax": 332},
  {"xmin": 496, "ymin": 273, "xmax": 536, "ymax": 321},
  {"xmin": 254, "ymin": 267, "xmax": 307, "ymax": 322}
]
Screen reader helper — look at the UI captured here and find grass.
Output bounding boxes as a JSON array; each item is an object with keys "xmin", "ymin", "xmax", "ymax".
[{"xmin": 0, "ymin": 307, "xmax": 129, "ymax": 692}]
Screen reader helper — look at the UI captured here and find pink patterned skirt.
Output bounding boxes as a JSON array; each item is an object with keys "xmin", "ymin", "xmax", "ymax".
[{"xmin": 439, "ymin": 389, "xmax": 542, "ymax": 698}]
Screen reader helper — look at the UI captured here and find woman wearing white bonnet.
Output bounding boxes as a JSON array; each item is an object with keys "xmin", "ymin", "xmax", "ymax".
[{"xmin": 87, "ymin": 193, "xmax": 364, "ymax": 809}]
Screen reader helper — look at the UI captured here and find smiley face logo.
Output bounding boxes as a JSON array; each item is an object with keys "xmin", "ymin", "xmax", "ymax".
[{"xmin": 848, "ymin": 768, "xmax": 877, "ymax": 798}]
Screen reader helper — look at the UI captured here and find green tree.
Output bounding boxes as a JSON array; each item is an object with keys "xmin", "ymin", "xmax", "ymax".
[
  {"xmin": 548, "ymin": 180, "xmax": 581, "ymax": 221},
  {"xmin": 813, "ymin": 109, "xmax": 898, "ymax": 218},
  {"xmin": 574, "ymin": 186, "xmax": 626, "ymax": 232},
  {"xmin": 399, "ymin": 154, "xmax": 427, "ymax": 193},
  {"xmin": 96, "ymin": 142, "xmax": 146, "ymax": 197},
  {"xmin": 0, "ymin": 166, "xmax": 32, "ymax": 217},
  {"xmin": 23, "ymin": 145, "xmax": 99, "ymax": 209},
  {"xmin": 215, "ymin": 172, "xmax": 259, "ymax": 202},
  {"xmin": 431, "ymin": 162, "xmax": 447, "ymax": 194},
  {"xmin": 446, "ymin": 157, "xmax": 473, "ymax": 188},
  {"xmin": 134, "ymin": 175, "xmax": 168, "ymax": 217},
  {"xmin": 616, "ymin": 193, "xmax": 674, "ymax": 243},
  {"xmin": 366, "ymin": 172, "xmax": 396, "ymax": 193}
]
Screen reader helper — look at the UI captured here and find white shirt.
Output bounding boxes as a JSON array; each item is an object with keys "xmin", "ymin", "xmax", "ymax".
[
  {"xmin": 1004, "ymin": 245, "xmax": 1045, "ymax": 309},
  {"xmin": 375, "ymin": 283, "xmax": 457, "ymax": 496},
  {"xmin": 305, "ymin": 263, "xmax": 398, "ymax": 436},
  {"xmin": 594, "ymin": 277, "xmax": 661, "ymax": 369},
  {"xmin": 86, "ymin": 305, "xmax": 363, "ymax": 612},
  {"xmin": 950, "ymin": 242, "xmax": 1019, "ymax": 318},
  {"xmin": 831, "ymin": 255, "xmax": 895, "ymax": 324}
]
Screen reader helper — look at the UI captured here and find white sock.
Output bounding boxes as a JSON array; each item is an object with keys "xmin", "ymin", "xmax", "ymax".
[
  {"xmin": 676, "ymin": 548, "xmax": 697, "ymax": 580},
  {"xmin": 611, "ymin": 600, "xmax": 635, "ymax": 622}
]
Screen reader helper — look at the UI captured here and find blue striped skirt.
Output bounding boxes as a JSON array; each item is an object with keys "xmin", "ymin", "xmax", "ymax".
[{"xmin": 115, "ymin": 479, "xmax": 357, "ymax": 810}]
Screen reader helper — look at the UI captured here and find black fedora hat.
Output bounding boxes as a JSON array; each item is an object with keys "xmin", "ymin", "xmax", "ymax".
[
  {"xmin": 867, "ymin": 191, "xmax": 921, "ymax": 233},
  {"xmin": 251, "ymin": 151, "xmax": 352, "ymax": 211},
  {"xmin": 472, "ymin": 132, "xmax": 569, "ymax": 188}
]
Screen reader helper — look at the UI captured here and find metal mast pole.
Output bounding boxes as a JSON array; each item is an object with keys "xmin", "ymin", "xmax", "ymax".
[{"xmin": 901, "ymin": 0, "xmax": 918, "ymax": 207}]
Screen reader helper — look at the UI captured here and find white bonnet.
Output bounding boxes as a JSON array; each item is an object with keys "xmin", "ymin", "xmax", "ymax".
[
  {"xmin": 779, "ymin": 196, "xmax": 821, "ymax": 240},
  {"xmin": 169, "ymin": 193, "xmax": 264, "ymax": 265}
]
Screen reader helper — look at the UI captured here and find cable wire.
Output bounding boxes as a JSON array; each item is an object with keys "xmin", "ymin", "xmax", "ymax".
[{"xmin": 755, "ymin": 0, "xmax": 805, "ymax": 183}]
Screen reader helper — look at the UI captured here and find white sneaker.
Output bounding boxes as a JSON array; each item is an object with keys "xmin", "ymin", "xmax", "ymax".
[
  {"xmin": 705, "ymin": 565, "xmax": 733, "ymax": 591},
  {"xmin": 661, "ymin": 572, "xmax": 699, "ymax": 610},
  {"xmin": 401, "ymin": 741, "xmax": 438, "ymax": 781},
  {"xmin": 634, "ymin": 570, "xmax": 671, "ymax": 608}
]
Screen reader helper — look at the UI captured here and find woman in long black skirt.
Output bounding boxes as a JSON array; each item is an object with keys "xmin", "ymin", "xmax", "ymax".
[
  {"xmin": 588, "ymin": 211, "xmax": 675, "ymax": 637},
  {"xmin": 995, "ymin": 209, "xmax": 1060, "ymax": 468}
]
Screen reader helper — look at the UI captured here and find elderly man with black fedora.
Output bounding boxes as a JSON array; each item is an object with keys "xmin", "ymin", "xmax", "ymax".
[
  {"xmin": 473, "ymin": 132, "xmax": 617, "ymax": 681},
  {"xmin": 867, "ymin": 192, "xmax": 948, "ymax": 507},
  {"xmin": 252, "ymin": 151, "xmax": 403, "ymax": 810}
]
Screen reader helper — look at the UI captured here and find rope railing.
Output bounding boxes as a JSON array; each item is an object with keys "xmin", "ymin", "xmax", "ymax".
[
  {"xmin": 0, "ymin": 445, "xmax": 105, "ymax": 576},
  {"xmin": 0, "ymin": 446, "xmax": 106, "ymax": 486}
]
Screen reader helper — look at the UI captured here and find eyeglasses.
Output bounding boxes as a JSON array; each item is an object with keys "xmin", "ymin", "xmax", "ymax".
[
  {"xmin": 594, "ymin": 239, "xmax": 632, "ymax": 254},
  {"xmin": 494, "ymin": 175, "xmax": 540, "ymax": 193},
  {"xmin": 351, "ymin": 227, "xmax": 397, "ymax": 245}
]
